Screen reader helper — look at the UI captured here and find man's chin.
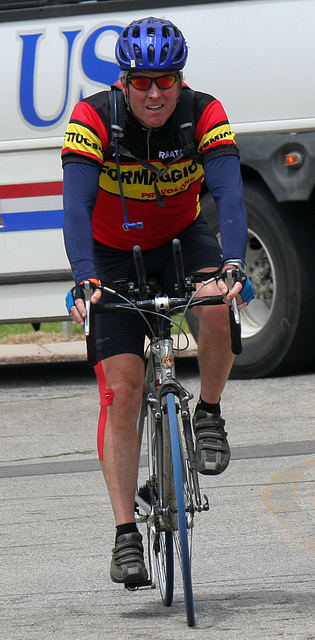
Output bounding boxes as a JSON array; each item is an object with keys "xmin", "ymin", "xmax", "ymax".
[{"xmin": 143, "ymin": 114, "xmax": 168, "ymax": 129}]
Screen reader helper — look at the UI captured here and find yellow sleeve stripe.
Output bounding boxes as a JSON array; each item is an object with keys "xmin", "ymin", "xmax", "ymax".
[
  {"xmin": 198, "ymin": 125, "xmax": 236, "ymax": 154},
  {"xmin": 62, "ymin": 122, "xmax": 104, "ymax": 161}
]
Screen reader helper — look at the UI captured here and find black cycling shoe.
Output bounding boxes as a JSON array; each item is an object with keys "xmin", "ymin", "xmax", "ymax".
[
  {"xmin": 110, "ymin": 532, "xmax": 149, "ymax": 586},
  {"xmin": 193, "ymin": 410, "xmax": 230, "ymax": 475}
]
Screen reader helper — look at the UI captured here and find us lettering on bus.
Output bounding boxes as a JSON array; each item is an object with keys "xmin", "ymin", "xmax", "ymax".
[{"xmin": 18, "ymin": 25, "xmax": 123, "ymax": 128}]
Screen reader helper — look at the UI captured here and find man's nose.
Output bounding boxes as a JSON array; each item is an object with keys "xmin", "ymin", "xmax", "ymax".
[{"xmin": 147, "ymin": 81, "xmax": 161, "ymax": 97}]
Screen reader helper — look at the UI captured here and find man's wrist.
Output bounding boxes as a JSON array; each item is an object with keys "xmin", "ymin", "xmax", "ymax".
[
  {"xmin": 78, "ymin": 277, "xmax": 101, "ymax": 286},
  {"xmin": 223, "ymin": 258, "xmax": 246, "ymax": 273}
]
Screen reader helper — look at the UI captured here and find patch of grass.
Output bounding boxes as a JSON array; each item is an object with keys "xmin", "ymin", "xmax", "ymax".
[
  {"xmin": 170, "ymin": 313, "xmax": 190, "ymax": 334},
  {"xmin": 0, "ymin": 321, "xmax": 82, "ymax": 338},
  {"xmin": 0, "ymin": 314, "xmax": 190, "ymax": 343}
]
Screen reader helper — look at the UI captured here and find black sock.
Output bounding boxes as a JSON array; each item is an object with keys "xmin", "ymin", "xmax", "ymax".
[
  {"xmin": 195, "ymin": 397, "xmax": 221, "ymax": 416},
  {"xmin": 115, "ymin": 522, "xmax": 138, "ymax": 543}
]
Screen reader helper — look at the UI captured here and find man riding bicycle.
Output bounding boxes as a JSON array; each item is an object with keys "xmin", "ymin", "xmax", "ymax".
[{"xmin": 62, "ymin": 17, "xmax": 254, "ymax": 587}]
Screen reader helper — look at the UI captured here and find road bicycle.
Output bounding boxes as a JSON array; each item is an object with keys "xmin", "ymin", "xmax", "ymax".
[{"xmin": 84, "ymin": 240, "xmax": 241, "ymax": 627}]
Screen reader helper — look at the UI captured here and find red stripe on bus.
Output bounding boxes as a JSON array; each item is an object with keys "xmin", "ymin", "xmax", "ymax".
[{"xmin": 0, "ymin": 182, "xmax": 63, "ymax": 199}]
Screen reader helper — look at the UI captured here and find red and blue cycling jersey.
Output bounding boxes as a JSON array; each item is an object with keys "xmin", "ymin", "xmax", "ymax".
[{"xmin": 62, "ymin": 83, "xmax": 247, "ymax": 283}]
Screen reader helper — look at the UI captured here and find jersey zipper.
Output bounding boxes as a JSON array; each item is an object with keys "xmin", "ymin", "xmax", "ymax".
[{"xmin": 146, "ymin": 128, "xmax": 152, "ymax": 159}]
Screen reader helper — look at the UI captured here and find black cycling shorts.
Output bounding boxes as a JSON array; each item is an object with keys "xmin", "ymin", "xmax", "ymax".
[{"xmin": 91, "ymin": 214, "xmax": 222, "ymax": 363}]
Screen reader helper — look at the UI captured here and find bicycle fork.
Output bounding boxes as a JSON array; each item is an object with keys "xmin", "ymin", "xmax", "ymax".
[{"xmin": 149, "ymin": 337, "xmax": 209, "ymax": 515}]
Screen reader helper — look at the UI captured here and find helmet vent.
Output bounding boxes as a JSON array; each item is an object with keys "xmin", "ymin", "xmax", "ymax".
[
  {"xmin": 147, "ymin": 27, "xmax": 156, "ymax": 37},
  {"xmin": 148, "ymin": 44, "xmax": 155, "ymax": 64},
  {"xmin": 162, "ymin": 26, "xmax": 170, "ymax": 38},
  {"xmin": 134, "ymin": 45, "xmax": 143, "ymax": 64},
  {"xmin": 172, "ymin": 43, "xmax": 183, "ymax": 62},
  {"xmin": 160, "ymin": 45, "xmax": 169, "ymax": 64},
  {"xmin": 132, "ymin": 26, "xmax": 140, "ymax": 38},
  {"xmin": 124, "ymin": 41, "xmax": 131, "ymax": 58}
]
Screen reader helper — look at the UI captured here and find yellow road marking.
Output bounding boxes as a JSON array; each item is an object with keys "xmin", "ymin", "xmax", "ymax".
[{"xmin": 262, "ymin": 459, "xmax": 315, "ymax": 556}]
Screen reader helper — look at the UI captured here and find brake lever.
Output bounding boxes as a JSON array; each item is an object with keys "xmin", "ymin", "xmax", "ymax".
[
  {"xmin": 83, "ymin": 280, "xmax": 92, "ymax": 336},
  {"xmin": 225, "ymin": 269, "xmax": 240, "ymax": 325}
]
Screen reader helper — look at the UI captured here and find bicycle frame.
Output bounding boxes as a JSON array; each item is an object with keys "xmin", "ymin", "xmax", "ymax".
[{"xmin": 136, "ymin": 331, "xmax": 208, "ymax": 509}]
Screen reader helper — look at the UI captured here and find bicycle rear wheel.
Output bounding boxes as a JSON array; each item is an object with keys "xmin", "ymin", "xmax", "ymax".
[
  {"xmin": 146, "ymin": 400, "xmax": 174, "ymax": 606},
  {"xmin": 150, "ymin": 527, "xmax": 174, "ymax": 606},
  {"xmin": 166, "ymin": 393, "xmax": 195, "ymax": 627}
]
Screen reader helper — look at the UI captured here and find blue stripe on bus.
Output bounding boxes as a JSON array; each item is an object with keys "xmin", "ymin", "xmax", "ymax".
[{"xmin": 0, "ymin": 210, "xmax": 64, "ymax": 232}]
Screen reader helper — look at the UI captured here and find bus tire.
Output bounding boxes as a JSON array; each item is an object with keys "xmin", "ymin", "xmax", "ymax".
[{"xmin": 188, "ymin": 182, "xmax": 315, "ymax": 378}]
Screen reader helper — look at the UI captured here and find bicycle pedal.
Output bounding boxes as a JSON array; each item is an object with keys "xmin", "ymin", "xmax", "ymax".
[{"xmin": 124, "ymin": 578, "xmax": 152, "ymax": 591}]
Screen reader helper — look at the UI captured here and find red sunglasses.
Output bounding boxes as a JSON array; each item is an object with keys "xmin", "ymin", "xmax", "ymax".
[{"xmin": 126, "ymin": 73, "xmax": 180, "ymax": 91}]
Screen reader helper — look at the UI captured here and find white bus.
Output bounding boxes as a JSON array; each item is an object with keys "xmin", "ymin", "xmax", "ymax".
[{"xmin": 1, "ymin": 0, "xmax": 315, "ymax": 377}]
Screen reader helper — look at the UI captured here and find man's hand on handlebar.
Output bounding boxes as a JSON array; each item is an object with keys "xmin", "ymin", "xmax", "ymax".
[
  {"xmin": 65, "ymin": 280, "xmax": 102, "ymax": 327},
  {"xmin": 216, "ymin": 265, "xmax": 254, "ymax": 309}
]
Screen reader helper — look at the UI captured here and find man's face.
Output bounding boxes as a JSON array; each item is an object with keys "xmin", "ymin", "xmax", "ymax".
[{"xmin": 121, "ymin": 71, "xmax": 182, "ymax": 129}]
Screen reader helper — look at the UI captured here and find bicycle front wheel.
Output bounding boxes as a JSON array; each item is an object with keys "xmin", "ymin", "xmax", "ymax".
[
  {"xmin": 166, "ymin": 393, "xmax": 195, "ymax": 627},
  {"xmin": 146, "ymin": 400, "xmax": 174, "ymax": 606}
]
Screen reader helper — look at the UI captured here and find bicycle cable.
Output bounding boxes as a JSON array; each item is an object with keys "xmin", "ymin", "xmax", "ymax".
[
  {"xmin": 100, "ymin": 285, "xmax": 190, "ymax": 342},
  {"xmin": 100, "ymin": 276, "xmax": 219, "ymax": 354},
  {"xmin": 101, "ymin": 285, "xmax": 156, "ymax": 337},
  {"xmin": 174, "ymin": 277, "xmax": 217, "ymax": 355}
]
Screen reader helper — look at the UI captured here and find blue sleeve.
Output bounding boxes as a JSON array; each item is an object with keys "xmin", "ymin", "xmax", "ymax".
[
  {"xmin": 63, "ymin": 162, "xmax": 100, "ymax": 284},
  {"xmin": 203, "ymin": 155, "xmax": 248, "ymax": 263}
]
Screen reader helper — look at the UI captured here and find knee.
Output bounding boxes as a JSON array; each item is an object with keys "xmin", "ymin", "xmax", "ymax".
[
  {"xmin": 196, "ymin": 305, "xmax": 230, "ymax": 338},
  {"xmin": 96, "ymin": 355, "xmax": 145, "ymax": 411},
  {"xmin": 111, "ymin": 375, "xmax": 143, "ymax": 407}
]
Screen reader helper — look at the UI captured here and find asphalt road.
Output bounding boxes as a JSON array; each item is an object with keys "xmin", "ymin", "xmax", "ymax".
[{"xmin": 0, "ymin": 359, "xmax": 314, "ymax": 639}]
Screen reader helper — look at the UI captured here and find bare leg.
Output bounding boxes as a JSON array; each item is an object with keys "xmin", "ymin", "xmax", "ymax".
[
  {"xmin": 195, "ymin": 304, "xmax": 234, "ymax": 403},
  {"xmin": 192, "ymin": 274, "xmax": 233, "ymax": 475},
  {"xmin": 193, "ymin": 273, "xmax": 234, "ymax": 403},
  {"xmin": 98, "ymin": 353, "xmax": 145, "ymax": 525}
]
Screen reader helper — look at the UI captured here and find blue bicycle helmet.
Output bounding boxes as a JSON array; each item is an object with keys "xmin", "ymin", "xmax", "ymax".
[{"xmin": 115, "ymin": 17, "xmax": 188, "ymax": 71}]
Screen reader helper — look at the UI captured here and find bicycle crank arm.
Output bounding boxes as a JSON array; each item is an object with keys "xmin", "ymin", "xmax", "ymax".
[{"xmin": 134, "ymin": 492, "xmax": 151, "ymax": 519}]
